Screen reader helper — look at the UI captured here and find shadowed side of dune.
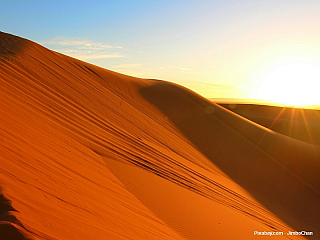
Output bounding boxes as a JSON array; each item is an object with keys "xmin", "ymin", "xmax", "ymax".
[
  {"xmin": 140, "ymin": 80, "xmax": 320, "ymax": 238},
  {"xmin": 0, "ymin": 188, "xmax": 31, "ymax": 240}
]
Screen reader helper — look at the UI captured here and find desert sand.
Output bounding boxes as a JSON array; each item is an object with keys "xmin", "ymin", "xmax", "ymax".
[
  {"xmin": 219, "ymin": 103, "xmax": 320, "ymax": 146},
  {"xmin": 0, "ymin": 31, "xmax": 319, "ymax": 239}
]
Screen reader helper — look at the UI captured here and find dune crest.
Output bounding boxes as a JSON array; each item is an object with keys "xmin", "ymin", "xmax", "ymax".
[{"xmin": 1, "ymin": 31, "xmax": 319, "ymax": 239}]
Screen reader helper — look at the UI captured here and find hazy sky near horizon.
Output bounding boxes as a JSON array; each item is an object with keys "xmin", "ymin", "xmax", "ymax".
[{"xmin": 2, "ymin": 0, "xmax": 320, "ymax": 104}]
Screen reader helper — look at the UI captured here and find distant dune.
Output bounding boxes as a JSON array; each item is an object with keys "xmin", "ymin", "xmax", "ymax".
[
  {"xmin": 1, "ymin": 31, "xmax": 319, "ymax": 239},
  {"xmin": 218, "ymin": 104, "xmax": 320, "ymax": 146}
]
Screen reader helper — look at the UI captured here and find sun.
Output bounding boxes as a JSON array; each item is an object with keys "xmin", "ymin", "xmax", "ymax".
[{"xmin": 254, "ymin": 62, "xmax": 320, "ymax": 107}]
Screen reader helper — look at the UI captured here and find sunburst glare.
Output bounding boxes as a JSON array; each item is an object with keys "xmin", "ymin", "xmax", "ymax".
[{"xmin": 254, "ymin": 62, "xmax": 320, "ymax": 107}]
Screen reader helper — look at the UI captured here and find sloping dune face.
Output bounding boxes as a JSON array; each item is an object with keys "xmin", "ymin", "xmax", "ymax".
[{"xmin": 0, "ymin": 31, "xmax": 319, "ymax": 239}]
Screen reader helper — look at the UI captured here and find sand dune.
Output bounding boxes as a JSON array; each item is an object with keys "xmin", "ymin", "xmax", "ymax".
[
  {"xmin": 219, "ymin": 103, "xmax": 320, "ymax": 146},
  {"xmin": 0, "ymin": 31, "xmax": 319, "ymax": 239}
]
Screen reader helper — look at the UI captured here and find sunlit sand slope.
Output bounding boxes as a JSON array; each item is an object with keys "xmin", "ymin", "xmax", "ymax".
[{"xmin": 1, "ymin": 31, "xmax": 319, "ymax": 239}]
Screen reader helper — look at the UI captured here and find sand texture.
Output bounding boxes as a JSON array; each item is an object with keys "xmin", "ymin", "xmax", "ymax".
[{"xmin": 1, "ymin": 31, "xmax": 319, "ymax": 239}]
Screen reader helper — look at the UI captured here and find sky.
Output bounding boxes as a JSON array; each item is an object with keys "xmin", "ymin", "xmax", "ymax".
[{"xmin": 2, "ymin": 0, "xmax": 320, "ymax": 105}]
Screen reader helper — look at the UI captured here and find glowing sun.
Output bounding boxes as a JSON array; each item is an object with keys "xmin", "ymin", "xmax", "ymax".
[{"xmin": 255, "ymin": 62, "xmax": 320, "ymax": 107}]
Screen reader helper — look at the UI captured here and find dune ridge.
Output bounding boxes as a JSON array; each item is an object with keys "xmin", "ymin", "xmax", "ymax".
[{"xmin": 0, "ymin": 31, "xmax": 319, "ymax": 239}]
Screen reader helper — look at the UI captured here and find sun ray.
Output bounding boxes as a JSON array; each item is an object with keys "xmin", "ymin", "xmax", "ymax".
[
  {"xmin": 268, "ymin": 107, "xmax": 287, "ymax": 130},
  {"xmin": 300, "ymin": 109, "xmax": 314, "ymax": 145},
  {"xmin": 288, "ymin": 108, "xmax": 296, "ymax": 140}
]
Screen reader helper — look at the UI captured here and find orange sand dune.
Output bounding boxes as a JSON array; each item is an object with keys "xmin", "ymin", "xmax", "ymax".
[
  {"xmin": 0, "ymin": 31, "xmax": 319, "ymax": 239},
  {"xmin": 219, "ymin": 103, "xmax": 320, "ymax": 146}
]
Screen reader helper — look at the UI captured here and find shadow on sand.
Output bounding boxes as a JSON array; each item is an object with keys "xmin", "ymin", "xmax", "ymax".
[
  {"xmin": 140, "ymin": 80, "xmax": 320, "ymax": 239},
  {"xmin": 0, "ymin": 187, "xmax": 31, "ymax": 240},
  {"xmin": 0, "ymin": 31, "xmax": 31, "ymax": 65}
]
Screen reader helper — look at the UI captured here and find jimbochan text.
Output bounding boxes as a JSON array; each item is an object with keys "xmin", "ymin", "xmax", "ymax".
[{"xmin": 254, "ymin": 230, "xmax": 313, "ymax": 236}]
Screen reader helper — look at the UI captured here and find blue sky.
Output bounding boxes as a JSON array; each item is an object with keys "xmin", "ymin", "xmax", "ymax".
[{"xmin": 2, "ymin": 0, "xmax": 320, "ymax": 104}]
